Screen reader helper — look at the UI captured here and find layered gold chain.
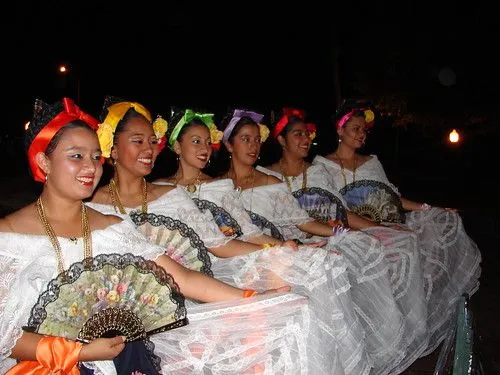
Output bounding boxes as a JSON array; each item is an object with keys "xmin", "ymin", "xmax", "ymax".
[
  {"xmin": 108, "ymin": 177, "xmax": 148, "ymax": 214},
  {"xmin": 279, "ymin": 159, "xmax": 307, "ymax": 193},
  {"xmin": 36, "ymin": 197, "xmax": 92, "ymax": 274}
]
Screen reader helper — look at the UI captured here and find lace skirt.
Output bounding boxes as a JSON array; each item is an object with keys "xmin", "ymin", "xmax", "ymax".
[
  {"xmin": 361, "ymin": 226, "xmax": 429, "ymax": 374},
  {"xmin": 209, "ymin": 245, "xmax": 373, "ymax": 375},
  {"xmin": 405, "ymin": 207, "xmax": 482, "ymax": 355}
]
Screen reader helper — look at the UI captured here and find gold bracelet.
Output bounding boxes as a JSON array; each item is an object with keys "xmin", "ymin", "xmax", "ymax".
[{"xmin": 261, "ymin": 243, "xmax": 275, "ymax": 249}]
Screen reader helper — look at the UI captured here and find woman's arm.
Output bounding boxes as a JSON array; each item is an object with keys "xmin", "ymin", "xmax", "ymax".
[
  {"xmin": 154, "ymin": 254, "xmax": 289, "ymax": 302},
  {"xmin": 297, "ymin": 220, "xmax": 335, "ymax": 237},
  {"xmin": 10, "ymin": 332, "xmax": 124, "ymax": 361},
  {"xmin": 208, "ymin": 239, "xmax": 263, "ymax": 258},
  {"xmin": 401, "ymin": 197, "xmax": 430, "ymax": 211},
  {"xmin": 347, "ymin": 211, "xmax": 380, "ymax": 230}
]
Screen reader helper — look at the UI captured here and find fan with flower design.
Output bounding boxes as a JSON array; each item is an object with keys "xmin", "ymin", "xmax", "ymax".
[{"xmin": 23, "ymin": 253, "xmax": 188, "ymax": 343}]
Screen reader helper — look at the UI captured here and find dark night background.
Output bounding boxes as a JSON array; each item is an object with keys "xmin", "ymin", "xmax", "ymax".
[{"xmin": 1, "ymin": 1, "xmax": 499, "ymax": 373}]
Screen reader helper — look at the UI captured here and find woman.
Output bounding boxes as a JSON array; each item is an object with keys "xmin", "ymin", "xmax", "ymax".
[
  {"xmin": 313, "ymin": 99, "xmax": 482, "ymax": 356},
  {"xmin": 153, "ymin": 108, "xmax": 377, "ymax": 374},
  {"xmin": 259, "ymin": 107, "xmax": 429, "ymax": 373},
  {"xmin": 217, "ymin": 108, "xmax": 432, "ymax": 374},
  {"xmin": 0, "ymin": 97, "xmax": 318, "ymax": 375},
  {"xmin": 87, "ymin": 97, "xmax": 348, "ymax": 374}
]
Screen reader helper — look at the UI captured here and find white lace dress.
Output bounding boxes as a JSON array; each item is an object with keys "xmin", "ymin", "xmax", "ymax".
[
  {"xmin": 238, "ymin": 181, "xmax": 418, "ymax": 374},
  {"xmin": 0, "ymin": 220, "xmax": 322, "ymax": 375},
  {"xmin": 314, "ymin": 154, "xmax": 482, "ymax": 356},
  {"xmin": 257, "ymin": 164, "xmax": 429, "ymax": 374},
  {"xmin": 173, "ymin": 178, "xmax": 375, "ymax": 375}
]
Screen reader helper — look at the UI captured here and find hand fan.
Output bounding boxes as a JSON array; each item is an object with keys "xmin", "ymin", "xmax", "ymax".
[
  {"xmin": 130, "ymin": 212, "xmax": 213, "ymax": 276},
  {"xmin": 192, "ymin": 198, "xmax": 243, "ymax": 238},
  {"xmin": 24, "ymin": 253, "xmax": 188, "ymax": 343},
  {"xmin": 339, "ymin": 180, "xmax": 405, "ymax": 223},
  {"xmin": 245, "ymin": 210, "xmax": 284, "ymax": 241},
  {"xmin": 292, "ymin": 187, "xmax": 348, "ymax": 227}
]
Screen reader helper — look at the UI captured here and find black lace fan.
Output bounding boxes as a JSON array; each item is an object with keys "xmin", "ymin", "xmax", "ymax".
[
  {"xmin": 24, "ymin": 253, "xmax": 188, "ymax": 343},
  {"xmin": 130, "ymin": 212, "xmax": 213, "ymax": 276}
]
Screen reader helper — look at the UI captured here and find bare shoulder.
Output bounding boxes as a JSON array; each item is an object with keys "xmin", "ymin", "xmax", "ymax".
[
  {"xmin": 0, "ymin": 203, "xmax": 39, "ymax": 233},
  {"xmin": 86, "ymin": 207, "xmax": 122, "ymax": 230},
  {"xmin": 357, "ymin": 154, "xmax": 373, "ymax": 163},
  {"xmin": 266, "ymin": 163, "xmax": 281, "ymax": 174},
  {"xmin": 149, "ymin": 183, "xmax": 175, "ymax": 199},
  {"xmin": 258, "ymin": 170, "xmax": 281, "ymax": 185},
  {"xmin": 153, "ymin": 176, "xmax": 175, "ymax": 184}
]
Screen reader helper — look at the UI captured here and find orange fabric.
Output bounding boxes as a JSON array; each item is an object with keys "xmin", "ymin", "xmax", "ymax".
[
  {"xmin": 6, "ymin": 336, "xmax": 83, "ymax": 375},
  {"xmin": 243, "ymin": 289, "xmax": 257, "ymax": 298}
]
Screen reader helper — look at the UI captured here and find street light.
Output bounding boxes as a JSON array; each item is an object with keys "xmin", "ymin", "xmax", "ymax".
[
  {"xmin": 448, "ymin": 129, "xmax": 460, "ymax": 144},
  {"xmin": 58, "ymin": 64, "xmax": 80, "ymax": 102}
]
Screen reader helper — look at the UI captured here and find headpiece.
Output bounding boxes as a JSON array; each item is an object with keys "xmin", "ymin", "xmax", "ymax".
[
  {"xmin": 222, "ymin": 109, "xmax": 269, "ymax": 143},
  {"xmin": 272, "ymin": 107, "xmax": 316, "ymax": 141},
  {"xmin": 168, "ymin": 109, "xmax": 222, "ymax": 150},
  {"xmin": 26, "ymin": 97, "xmax": 99, "ymax": 182},
  {"xmin": 335, "ymin": 99, "xmax": 375, "ymax": 130},
  {"xmin": 97, "ymin": 97, "xmax": 168, "ymax": 157}
]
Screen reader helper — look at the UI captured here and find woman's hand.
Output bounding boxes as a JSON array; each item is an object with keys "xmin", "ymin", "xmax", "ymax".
[
  {"xmin": 79, "ymin": 336, "xmax": 126, "ymax": 361},
  {"xmin": 281, "ymin": 240, "xmax": 299, "ymax": 250},
  {"xmin": 304, "ymin": 239, "xmax": 328, "ymax": 248}
]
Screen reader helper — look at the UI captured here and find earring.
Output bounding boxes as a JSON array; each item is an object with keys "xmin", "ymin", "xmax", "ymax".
[
  {"xmin": 207, "ymin": 159, "xmax": 211, "ymax": 166},
  {"xmin": 45, "ymin": 174, "xmax": 48, "ymax": 182},
  {"xmin": 112, "ymin": 159, "xmax": 117, "ymax": 166}
]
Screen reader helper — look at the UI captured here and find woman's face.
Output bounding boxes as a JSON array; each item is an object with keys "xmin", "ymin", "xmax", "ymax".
[
  {"xmin": 44, "ymin": 126, "xmax": 103, "ymax": 200},
  {"xmin": 177, "ymin": 124, "xmax": 212, "ymax": 170},
  {"xmin": 229, "ymin": 124, "xmax": 261, "ymax": 166},
  {"xmin": 281, "ymin": 121, "xmax": 311, "ymax": 159},
  {"xmin": 112, "ymin": 116, "xmax": 159, "ymax": 177},
  {"xmin": 338, "ymin": 115, "xmax": 368, "ymax": 149}
]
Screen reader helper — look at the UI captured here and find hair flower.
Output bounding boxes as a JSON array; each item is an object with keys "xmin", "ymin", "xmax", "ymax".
[
  {"xmin": 207, "ymin": 122, "xmax": 223, "ymax": 145},
  {"xmin": 306, "ymin": 123, "xmax": 317, "ymax": 141},
  {"xmin": 96, "ymin": 122, "xmax": 115, "ymax": 158},
  {"xmin": 364, "ymin": 109, "xmax": 375, "ymax": 123},
  {"xmin": 152, "ymin": 116, "xmax": 168, "ymax": 139},
  {"xmin": 258, "ymin": 124, "xmax": 270, "ymax": 143}
]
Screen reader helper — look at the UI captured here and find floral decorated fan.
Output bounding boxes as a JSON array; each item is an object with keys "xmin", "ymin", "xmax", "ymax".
[
  {"xmin": 339, "ymin": 180, "xmax": 405, "ymax": 223},
  {"xmin": 130, "ymin": 212, "xmax": 213, "ymax": 276},
  {"xmin": 292, "ymin": 187, "xmax": 348, "ymax": 227},
  {"xmin": 24, "ymin": 253, "xmax": 188, "ymax": 343}
]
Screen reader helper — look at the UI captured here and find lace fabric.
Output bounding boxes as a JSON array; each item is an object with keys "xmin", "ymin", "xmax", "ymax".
[
  {"xmin": 314, "ymin": 153, "xmax": 482, "ymax": 362},
  {"xmin": 0, "ymin": 222, "xmax": 338, "ymax": 374}
]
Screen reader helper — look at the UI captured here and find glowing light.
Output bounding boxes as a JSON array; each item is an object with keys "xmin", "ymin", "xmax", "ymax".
[
  {"xmin": 448, "ymin": 129, "xmax": 460, "ymax": 143},
  {"xmin": 24, "ymin": 121, "xmax": 30, "ymax": 131},
  {"xmin": 59, "ymin": 65, "xmax": 67, "ymax": 73}
]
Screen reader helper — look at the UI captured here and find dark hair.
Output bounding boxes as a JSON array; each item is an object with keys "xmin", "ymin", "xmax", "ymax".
[
  {"xmin": 334, "ymin": 98, "xmax": 374, "ymax": 125},
  {"xmin": 167, "ymin": 108, "xmax": 211, "ymax": 144},
  {"xmin": 45, "ymin": 121, "xmax": 95, "ymax": 155},
  {"xmin": 219, "ymin": 114, "xmax": 259, "ymax": 145}
]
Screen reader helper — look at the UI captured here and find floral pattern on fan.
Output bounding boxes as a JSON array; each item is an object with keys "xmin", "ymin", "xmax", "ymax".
[
  {"xmin": 340, "ymin": 180, "xmax": 405, "ymax": 224},
  {"xmin": 292, "ymin": 187, "xmax": 348, "ymax": 227},
  {"xmin": 130, "ymin": 212, "xmax": 213, "ymax": 276},
  {"xmin": 193, "ymin": 198, "xmax": 243, "ymax": 237},
  {"xmin": 24, "ymin": 253, "xmax": 188, "ymax": 343}
]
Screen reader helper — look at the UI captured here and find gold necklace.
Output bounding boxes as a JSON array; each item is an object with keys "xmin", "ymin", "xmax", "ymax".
[
  {"xmin": 36, "ymin": 197, "xmax": 92, "ymax": 274},
  {"xmin": 174, "ymin": 169, "xmax": 202, "ymax": 193},
  {"xmin": 229, "ymin": 168, "xmax": 255, "ymax": 194},
  {"xmin": 336, "ymin": 152, "xmax": 357, "ymax": 187},
  {"xmin": 279, "ymin": 159, "xmax": 307, "ymax": 193},
  {"xmin": 108, "ymin": 177, "xmax": 148, "ymax": 214}
]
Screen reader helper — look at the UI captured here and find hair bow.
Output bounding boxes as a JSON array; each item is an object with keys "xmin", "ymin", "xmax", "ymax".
[
  {"xmin": 28, "ymin": 97, "xmax": 100, "ymax": 182},
  {"xmin": 169, "ymin": 109, "xmax": 221, "ymax": 149},
  {"xmin": 222, "ymin": 109, "xmax": 265, "ymax": 143},
  {"xmin": 273, "ymin": 107, "xmax": 316, "ymax": 141},
  {"xmin": 97, "ymin": 101, "xmax": 152, "ymax": 158}
]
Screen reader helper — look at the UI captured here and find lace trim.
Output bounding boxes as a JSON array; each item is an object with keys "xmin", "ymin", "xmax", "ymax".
[
  {"xmin": 245, "ymin": 210, "xmax": 284, "ymax": 241},
  {"xmin": 293, "ymin": 187, "xmax": 348, "ymax": 224},
  {"xmin": 130, "ymin": 212, "xmax": 213, "ymax": 276},
  {"xmin": 193, "ymin": 198, "xmax": 243, "ymax": 238}
]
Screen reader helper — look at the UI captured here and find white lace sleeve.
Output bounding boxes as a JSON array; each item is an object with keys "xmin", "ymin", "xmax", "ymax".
[
  {"xmin": 370, "ymin": 156, "xmax": 402, "ymax": 196},
  {"xmin": 0, "ymin": 253, "xmax": 24, "ymax": 370}
]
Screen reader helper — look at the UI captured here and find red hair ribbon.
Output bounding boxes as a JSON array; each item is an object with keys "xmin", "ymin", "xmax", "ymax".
[
  {"xmin": 27, "ymin": 97, "xmax": 100, "ymax": 182},
  {"xmin": 272, "ymin": 108, "xmax": 307, "ymax": 139}
]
